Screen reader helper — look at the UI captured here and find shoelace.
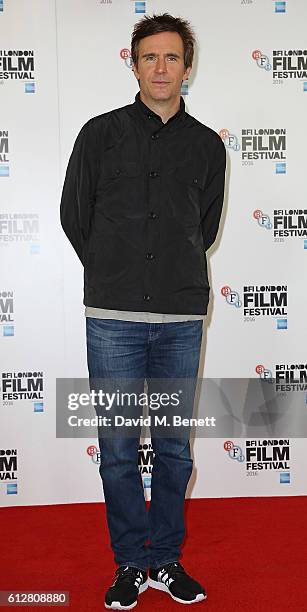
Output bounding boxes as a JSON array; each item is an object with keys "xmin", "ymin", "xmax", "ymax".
[
  {"xmin": 158, "ymin": 562, "xmax": 185, "ymax": 585},
  {"xmin": 162, "ymin": 562, "xmax": 185, "ymax": 576},
  {"xmin": 114, "ymin": 566, "xmax": 144, "ymax": 586}
]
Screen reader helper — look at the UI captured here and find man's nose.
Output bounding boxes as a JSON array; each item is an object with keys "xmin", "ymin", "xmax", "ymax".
[{"xmin": 155, "ymin": 58, "xmax": 167, "ymax": 73}]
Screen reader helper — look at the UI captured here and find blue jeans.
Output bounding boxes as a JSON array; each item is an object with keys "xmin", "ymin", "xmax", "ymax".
[{"xmin": 86, "ymin": 317, "xmax": 203, "ymax": 571}]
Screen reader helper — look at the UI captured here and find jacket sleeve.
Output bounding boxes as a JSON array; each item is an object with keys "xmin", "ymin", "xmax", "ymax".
[
  {"xmin": 200, "ymin": 136, "xmax": 226, "ymax": 252},
  {"xmin": 60, "ymin": 119, "xmax": 99, "ymax": 264}
]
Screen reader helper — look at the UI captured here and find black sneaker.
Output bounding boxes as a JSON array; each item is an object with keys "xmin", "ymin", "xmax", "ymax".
[
  {"xmin": 148, "ymin": 561, "xmax": 206, "ymax": 604},
  {"xmin": 105, "ymin": 565, "xmax": 148, "ymax": 610}
]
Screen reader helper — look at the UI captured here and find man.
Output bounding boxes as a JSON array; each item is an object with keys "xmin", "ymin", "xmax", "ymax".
[{"xmin": 60, "ymin": 13, "xmax": 226, "ymax": 610}]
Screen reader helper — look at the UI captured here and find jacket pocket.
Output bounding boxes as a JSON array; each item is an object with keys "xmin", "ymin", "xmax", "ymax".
[
  {"xmin": 167, "ymin": 164, "xmax": 208, "ymax": 226},
  {"xmin": 174, "ymin": 165, "xmax": 207, "ymax": 191},
  {"xmin": 96, "ymin": 161, "xmax": 143, "ymax": 217}
]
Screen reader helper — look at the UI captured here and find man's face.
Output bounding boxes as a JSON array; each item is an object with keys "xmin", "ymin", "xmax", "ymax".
[{"xmin": 132, "ymin": 31, "xmax": 192, "ymax": 104}]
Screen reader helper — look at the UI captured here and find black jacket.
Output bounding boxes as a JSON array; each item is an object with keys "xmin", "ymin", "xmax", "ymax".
[{"xmin": 60, "ymin": 92, "xmax": 226, "ymax": 314}]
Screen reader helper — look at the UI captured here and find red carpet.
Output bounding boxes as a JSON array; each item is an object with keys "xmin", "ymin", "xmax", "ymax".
[{"xmin": 1, "ymin": 497, "xmax": 306, "ymax": 611}]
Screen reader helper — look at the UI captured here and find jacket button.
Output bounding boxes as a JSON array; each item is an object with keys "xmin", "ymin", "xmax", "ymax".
[
  {"xmin": 193, "ymin": 177, "xmax": 198, "ymax": 184},
  {"xmin": 143, "ymin": 294, "xmax": 151, "ymax": 301},
  {"xmin": 146, "ymin": 252, "xmax": 154, "ymax": 260},
  {"xmin": 151, "ymin": 133, "xmax": 159, "ymax": 140},
  {"xmin": 115, "ymin": 169, "xmax": 121, "ymax": 175},
  {"xmin": 149, "ymin": 171, "xmax": 159, "ymax": 178},
  {"xmin": 148, "ymin": 211, "xmax": 158, "ymax": 219}
]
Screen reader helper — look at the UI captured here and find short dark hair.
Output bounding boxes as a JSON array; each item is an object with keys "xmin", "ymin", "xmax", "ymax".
[{"xmin": 131, "ymin": 13, "xmax": 195, "ymax": 70}]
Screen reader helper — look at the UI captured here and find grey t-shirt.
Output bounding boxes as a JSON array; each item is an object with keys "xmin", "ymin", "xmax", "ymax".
[{"xmin": 85, "ymin": 306, "xmax": 205, "ymax": 323}]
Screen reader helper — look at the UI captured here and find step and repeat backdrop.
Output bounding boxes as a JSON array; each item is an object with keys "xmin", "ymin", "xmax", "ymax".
[{"xmin": 1, "ymin": 0, "xmax": 307, "ymax": 506}]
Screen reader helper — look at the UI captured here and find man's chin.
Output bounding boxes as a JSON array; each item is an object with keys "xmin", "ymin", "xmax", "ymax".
[{"xmin": 148, "ymin": 90, "xmax": 173, "ymax": 102}]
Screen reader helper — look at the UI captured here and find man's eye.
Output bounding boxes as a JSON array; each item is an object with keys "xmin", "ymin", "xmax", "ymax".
[
  {"xmin": 146, "ymin": 56, "xmax": 156, "ymax": 61},
  {"xmin": 168, "ymin": 56, "xmax": 177, "ymax": 61}
]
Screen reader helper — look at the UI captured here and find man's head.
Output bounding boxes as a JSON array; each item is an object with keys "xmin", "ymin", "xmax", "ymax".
[{"xmin": 131, "ymin": 13, "xmax": 195, "ymax": 106}]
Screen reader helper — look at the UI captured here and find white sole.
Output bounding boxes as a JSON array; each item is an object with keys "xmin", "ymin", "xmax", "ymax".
[
  {"xmin": 148, "ymin": 577, "xmax": 206, "ymax": 604},
  {"xmin": 105, "ymin": 578, "xmax": 149, "ymax": 610}
]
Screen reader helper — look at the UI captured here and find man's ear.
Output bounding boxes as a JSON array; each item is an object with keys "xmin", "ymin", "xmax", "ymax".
[
  {"xmin": 183, "ymin": 65, "xmax": 192, "ymax": 81},
  {"xmin": 132, "ymin": 62, "xmax": 140, "ymax": 80}
]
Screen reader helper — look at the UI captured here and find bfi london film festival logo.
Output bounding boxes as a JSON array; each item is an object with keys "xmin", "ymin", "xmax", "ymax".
[
  {"xmin": 87, "ymin": 445, "xmax": 101, "ymax": 465},
  {"xmin": 252, "ymin": 48, "xmax": 307, "ymax": 91},
  {"xmin": 87, "ymin": 442, "xmax": 153, "ymax": 488},
  {"xmin": 221, "ymin": 284, "xmax": 288, "ymax": 329},
  {"xmin": 255, "ymin": 364, "xmax": 273, "ymax": 382},
  {"xmin": 120, "ymin": 48, "xmax": 133, "ymax": 70},
  {"xmin": 119, "ymin": 47, "xmax": 189, "ymax": 95},
  {"xmin": 1, "ymin": 371, "xmax": 44, "ymax": 412},
  {"xmin": 219, "ymin": 127, "xmax": 286, "ymax": 173},
  {"xmin": 0, "ymin": 130, "xmax": 9, "ymax": 177},
  {"xmin": 0, "ymin": 291, "xmax": 14, "ymax": 337},
  {"xmin": 0, "ymin": 449, "xmax": 18, "ymax": 495},
  {"xmin": 138, "ymin": 442, "xmax": 154, "ymax": 488},
  {"xmin": 0, "ymin": 50, "xmax": 35, "ymax": 93},
  {"xmin": 251, "ymin": 49, "xmax": 271, "ymax": 72},
  {"xmin": 224, "ymin": 439, "xmax": 290, "ymax": 484},
  {"xmin": 0, "ymin": 213, "xmax": 40, "ymax": 254},
  {"xmin": 256, "ymin": 363, "xmax": 307, "ymax": 393},
  {"xmin": 253, "ymin": 208, "xmax": 307, "ymax": 249},
  {"xmin": 219, "ymin": 129, "xmax": 240, "ymax": 153}
]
